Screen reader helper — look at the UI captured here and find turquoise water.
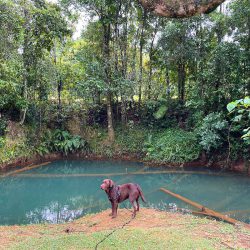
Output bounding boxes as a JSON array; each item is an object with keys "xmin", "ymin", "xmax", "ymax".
[{"xmin": 0, "ymin": 160, "xmax": 249, "ymax": 225}]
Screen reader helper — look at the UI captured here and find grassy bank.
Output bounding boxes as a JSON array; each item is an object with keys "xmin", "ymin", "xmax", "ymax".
[{"xmin": 1, "ymin": 208, "xmax": 249, "ymax": 250}]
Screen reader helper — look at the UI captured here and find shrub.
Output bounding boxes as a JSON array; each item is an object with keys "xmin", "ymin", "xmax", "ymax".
[
  {"xmin": 227, "ymin": 97, "xmax": 250, "ymax": 144},
  {"xmin": 197, "ymin": 112, "xmax": 228, "ymax": 153},
  {"xmin": 144, "ymin": 129, "xmax": 201, "ymax": 163},
  {"xmin": 116, "ymin": 126, "xmax": 149, "ymax": 153}
]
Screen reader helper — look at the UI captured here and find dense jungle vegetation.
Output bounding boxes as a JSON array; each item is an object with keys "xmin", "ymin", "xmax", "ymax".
[{"xmin": 0, "ymin": 0, "xmax": 249, "ymax": 166}]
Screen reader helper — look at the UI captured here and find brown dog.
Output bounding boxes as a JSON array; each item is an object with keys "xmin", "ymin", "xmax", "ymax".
[{"xmin": 100, "ymin": 179, "xmax": 146, "ymax": 218}]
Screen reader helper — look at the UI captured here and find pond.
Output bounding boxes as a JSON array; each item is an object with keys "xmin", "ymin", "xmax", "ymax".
[{"xmin": 0, "ymin": 160, "xmax": 249, "ymax": 225}]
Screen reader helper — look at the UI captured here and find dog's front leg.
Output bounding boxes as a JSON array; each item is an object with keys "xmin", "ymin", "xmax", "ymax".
[
  {"xmin": 112, "ymin": 202, "xmax": 118, "ymax": 218},
  {"xmin": 109, "ymin": 202, "xmax": 114, "ymax": 216}
]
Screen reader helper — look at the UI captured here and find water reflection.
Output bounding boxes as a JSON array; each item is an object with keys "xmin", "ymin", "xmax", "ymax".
[
  {"xmin": 25, "ymin": 196, "xmax": 108, "ymax": 224},
  {"xmin": 26, "ymin": 202, "xmax": 82, "ymax": 224}
]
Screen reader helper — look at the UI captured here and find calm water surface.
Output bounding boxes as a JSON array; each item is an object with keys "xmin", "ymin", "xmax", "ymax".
[{"xmin": 0, "ymin": 160, "xmax": 249, "ymax": 225}]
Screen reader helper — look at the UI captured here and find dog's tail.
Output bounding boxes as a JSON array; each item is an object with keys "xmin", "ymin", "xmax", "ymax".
[{"xmin": 136, "ymin": 184, "xmax": 147, "ymax": 203}]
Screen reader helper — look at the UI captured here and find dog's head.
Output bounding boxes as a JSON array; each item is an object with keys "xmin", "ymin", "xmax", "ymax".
[{"xmin": 100, "ymin": 179, "xmax": 115, "ymax": 191}]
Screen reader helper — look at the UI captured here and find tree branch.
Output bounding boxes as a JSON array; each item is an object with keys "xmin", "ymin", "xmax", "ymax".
[{"xmin": 139, "ymin": 0, "xmax": 226, "ymax": 18}]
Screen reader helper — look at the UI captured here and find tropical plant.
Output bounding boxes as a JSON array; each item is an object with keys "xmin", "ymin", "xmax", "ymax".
[
  {"xmin": 197, "ymin": 112, "xmax": 228, "ymax": 152},
  {"xmin": 227, "ymin": 97, "xmax": 250, "ymax": 144},
  {"xmin": 37, "ymin": 130, "xmax": 87, "ymax": 156}
]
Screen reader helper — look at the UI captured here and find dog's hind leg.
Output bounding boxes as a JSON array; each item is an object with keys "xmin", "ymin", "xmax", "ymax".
[
  {"xmin": 129, "ymin": 198, "xmax": 137, "ymax": 218},
  {"xmin": 136, "ymin": 198, "xmax": 140, "ymax": 211}
]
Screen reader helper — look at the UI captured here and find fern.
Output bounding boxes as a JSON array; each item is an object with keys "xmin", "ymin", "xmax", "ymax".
[{"xmin": 37, "ymin": 130, "xmax": 88, "ymax": 156}]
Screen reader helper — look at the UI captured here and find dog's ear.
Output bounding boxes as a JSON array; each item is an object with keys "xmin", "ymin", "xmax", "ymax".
[{"xmin": 109, "ymin": 179, "xmax": 114, "ymax": 188}]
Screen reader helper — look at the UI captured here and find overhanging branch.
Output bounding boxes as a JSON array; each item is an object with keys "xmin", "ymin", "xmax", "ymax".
[{"xmin": 139, "ymin": 0, "xmax": 226, "ymax": 18}]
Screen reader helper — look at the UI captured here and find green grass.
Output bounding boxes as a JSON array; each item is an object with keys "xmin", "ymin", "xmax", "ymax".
[
  {"xmin": 1, "ymin": 208, "xmax": 249, "ymax": 250},
  {"xmin": 9, "ymin": 228, "xmax": 222, "ymax": 250}
]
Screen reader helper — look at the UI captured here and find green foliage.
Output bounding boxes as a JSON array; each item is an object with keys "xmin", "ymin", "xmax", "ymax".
[
  {"xmin": 227, "ymin": 96, "xmax": 250, "ymax": 144},
  {"xmin": 116, "ymin": 126, "xmax": 148, "ymax": 153},
  {"xmin": 37, "ymin": 130, "xmax": 87, "ymax": 156},
  {"xmin": 0, "ymin": 137, "xmax": 5, "ymax": 148},
  {"xmin": 0, "ymin": 118, "xmax": 7, "ymax": 136},
  {"xmin": 0, "ymin": 140, "xmax": 32, "ymax": 164},
  {"xmin": 141, "ymin": 99, "xmax": 185, "ymax": 128},
  {"xmin": 197, "ymin": 112, "xmax": 228, "ymax": 152},
  {"xmin": 0, "ymin": 80, "xmax": 24, "ymax": 112},
  {"xmin": 144, "ymin": 129, "xmax": 201, "ymax": 163}
]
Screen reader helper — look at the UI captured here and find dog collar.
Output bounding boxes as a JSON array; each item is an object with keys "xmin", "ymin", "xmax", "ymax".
[{"xmin": 108, "ymin": 185, "xmax": 121, "ymax": 201}]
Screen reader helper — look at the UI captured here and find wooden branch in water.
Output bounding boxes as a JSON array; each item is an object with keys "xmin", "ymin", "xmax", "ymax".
[
  {"xmin": 160, "ymin": 188, "xmax": 249, "ymax": 228},
  {"xmin": 8, "ymin": 170, "xmax": 239, "ymax": 178},
  {"xmin": 1, "ymin": 162, "xmax": 51, "ymax": 177}
]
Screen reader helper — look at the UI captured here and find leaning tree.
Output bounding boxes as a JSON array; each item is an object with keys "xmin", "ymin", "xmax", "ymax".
[{"xmin": 139, "ymin": 0, "xmax": 226, "ymax": 18}]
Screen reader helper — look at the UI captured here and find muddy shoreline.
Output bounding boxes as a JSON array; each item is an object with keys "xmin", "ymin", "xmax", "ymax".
[{"xmin": 1, "ymin": 152, "xmax": 249, "ymax": 176}]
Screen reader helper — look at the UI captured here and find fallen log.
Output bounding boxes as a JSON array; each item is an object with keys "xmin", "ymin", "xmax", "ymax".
[
  {"xmin": 7, "ymin": 170, "xmax": 239, "ymax": 178},
  {"xmin": 160, "ymin": 188, "xmax": 250, "ymax": 228},
  {"xmin": 1, "ymin": 162, "xmax": 51, "ymax": 177}
]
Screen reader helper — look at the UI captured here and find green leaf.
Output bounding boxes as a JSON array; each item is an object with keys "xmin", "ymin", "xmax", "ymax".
[
  {"xmin": 232, "ymin": 114, "xmax": 242, "ymax": 122},
  {"xmin": 243, "ymin": 127, "xmax": 250, "ymax": 133},
  {"xmin": 243, "ymin": 97, "xmax": 250, "ymax": 107},
  {"xmin": 227, "ymin": 102, "xmax": 236, "ymax": 112},
  {"xmin": 154, "ymin": 105, "xmax": 168, "ymax": 119}
]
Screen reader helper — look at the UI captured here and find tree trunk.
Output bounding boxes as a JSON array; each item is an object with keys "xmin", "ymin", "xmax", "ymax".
[
  {"xmin": 138, "ymin": 9, "xmax": 147, "ymax": 114},
  {"xmin": 57, "ymin": 77, "xmax": 63, "ymax": 127},
  {"xmin": 53, "ymin": 42, "xmax": 63, "ymax": 128},
  {"xmin": 103, "ymin": 21, "xmax": 115, "ymax": 142},
  {"xmin": 20, "ymin": 7, "xmax": 29, "ymax": 125},
  {"xmin": 107, "ymin": 92, "xmax": 115, "ymax": 142},
  {"xmin": 177, "ymin": 62, "xmax": 186, "ymax": 104},
  {"xmin": 148, "ymin": 20, "xmax": 159, "ymax": 100},
  {"xmin": 197, "ymin": 21, "xmax": 205, "ymax": 98},
  {"xmin": 214, "ymin": 7, "xmax": 223, "ymax": 110},
  {"xmin": 131, "ymin": 26, "xmax": 140, "ymax": 106},
  {"xmin": 165, "ymin": 67, "xmax": 170, "ymax": 101},
  {"xmin": 120, "ymin": 1, "xmax": 129, "ymax": 126}
]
